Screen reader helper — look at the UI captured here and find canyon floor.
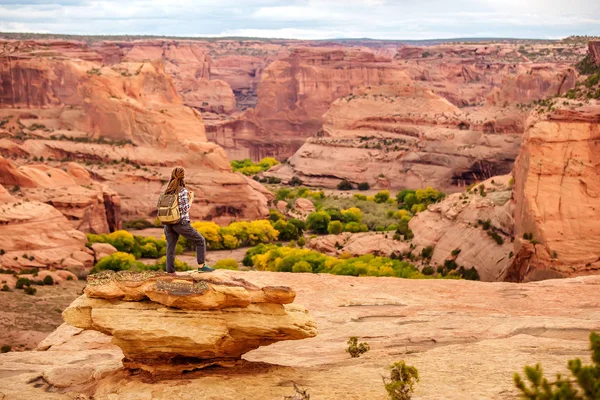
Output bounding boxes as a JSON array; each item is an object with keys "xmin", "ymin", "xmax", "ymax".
[{"xmin": 0, "ymin": 271, "xmax": 598, "ymax": 399}]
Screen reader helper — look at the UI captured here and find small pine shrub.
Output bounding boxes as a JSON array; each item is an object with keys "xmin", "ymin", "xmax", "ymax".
[
  {"xmin": 422, "ymin": 266, "xmax": 435, "ymax": 275},
  {"xmin": 1, "ymin": 344, "xmax": 10, "ymax": 353},
  {"xmin": 289, "ymin": 176, "xmax": 303, "ymax": 186},
  {"xmin": 421, "ymin": 246, "xmax": 434, "ymax": 259},
  {"xmin": 24, "ymin": 286, "xmax": 36, "ymax": 295},
  {"xmin": 292, "ymin": 261, "xmax": 313, "ymax": 273},
  {"xmin": 514, "ymin": 331, "xmax": 599, "ymax": 399},
  {"xmin": 346, "ymin": 337, "xmax": 370, "ymax": 358},
  {"xmin": 327, "ymin": 220, "xmax": 344, "ymax": 235},
  {"xmin": 357, "ymin": 182, "xmax": 370, "ymax": 191},
  {"xmin": 1, "ymin": 284, "xmax": 10, "ymax": 292},
  {"xmin": 384, "ymin": 361, "xmax": 420, "ymax": 400},
  {"xmin": 15, "ymin": 277, "xmax": 31, "ymax": 289},
  {"xmin": 43, "ymin": 275, "xmax": 54, "ymax": 285},
  {"xmin": 451, "ymin": 248, "xmax": 461, "ymax": 257},
  {"xmin": 337, "ymin": 180, "xmax": 354, "ymax": 190}
]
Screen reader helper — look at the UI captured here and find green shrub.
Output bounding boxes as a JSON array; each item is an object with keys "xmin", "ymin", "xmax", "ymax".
[
  {"xmin": 43, "ymin": 275, "xmax": 54, "ymax": 285},
  {"xmin": 487, "ymin": 230, "xmax": 504, "ymax": 245},
  {"xmin": 458, "ymin": 266, "xmax": 480, "ymax": 281},
  {"xmin": 337, "ymin": 180, "xmax": 353, "ymax": 190},
  {"xmin": 297, "ymin": 236, "xmax": 306, "ymax": 248},
  {"xmin": 327, "ymin": 221, "xmax": 344, "ymax": 235},
  {"xmin": 307, "ymin": 211, "xmax": 331, "ymax": 234},
  {"xmin": 123, "ymin": 218, "xmax": 153, "ymax": 230},
  {"xmin": 289, "ymin": 176, "xmax": 303, "ymax": 186},
  {"xmin": 288, "ymin": 218, "xmax": 306, "ymax": 233},
  {"xmin": 421, "ymin": 246, "xmax": 434, "ymax": 259},
  {"xmin": 344, "ymin": 222, "xmax": 368, "ymax": 233},
  {"xmin": 15, "ymin": 277, "xmax": 31, "ymax": 289},
  {"xmin": 66, "ymin": 276, "xmax": 73, "ymax": 281},
  {"xmin": 357, "ymin": 182, "xmax": 370, "ymax": 191},
  {"xmin": 384, "ymin": 361, "xmax": 419, "ymax": 400},
  {"xmin": 273, "ymin": 219, "xmax": 300, "ymax": 241},
  {"xmin": 214, "ymin": 259, "xmax": 238, "ymax": 270},
  {"xmin": 24, "ymin": 286, "xmax": 36, "ymax": 295},
  {"xmin": 422, "ymin": 266, "xmax": 435, "ymax": 275},
  {"xmin": 91, "ymin": 252, "xmax": 145, "ymax": 273},
  {"xmin": 374, "ymin": 190, "xmax": 391, "ymax": 203},
  {"xmin": 269, "ymin": 209, "xmax": 286, "ymax": 222},
  {"xmin": 1, "ymin": 345, "xmax": 10, "ymax": 353},
  {"xmin": 451, "ymin": 248, "xmax": 461, "ymax": 257},
  {"xmin": 0, "ymin": 284, "xmax": 10, "ymax": 292},
  {"xmin": 292, "ymin": 261, "xmax": 313, "ymax": 273},
  {"xmin": 346, "ymin": 337, "xmax": 370, "ymax": 358},
  {"xmin": 353, "ymin": 194, "xmax": 367, "ymax": 201},
  {"xmin": 514, "ymin": 331, "xmax": 599, "ymax": 399},
  {"xmin": 325, "ymin": 207, "xmax": 344, "ymax": 221}
]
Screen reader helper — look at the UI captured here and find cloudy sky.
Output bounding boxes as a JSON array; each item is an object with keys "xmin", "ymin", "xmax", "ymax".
[{"xmin": 0, "ymin": 0, "xmax": 599, "ymax": 40}]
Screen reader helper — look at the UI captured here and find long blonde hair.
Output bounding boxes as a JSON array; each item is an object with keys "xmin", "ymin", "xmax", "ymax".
[{"xmin": 165, "ymin": 167, "xmax": 186, "ymax": 194}]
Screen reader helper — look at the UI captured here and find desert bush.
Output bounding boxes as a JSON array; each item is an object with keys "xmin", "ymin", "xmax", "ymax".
[
  {"xmin": 421, "ymin": 246, "xmax": 434, "ymax": 259},
  {"xmin": 514, "ymin": 331, "xmax": 599, "ymax": 399},
  {"xmin": 337, "ymin": 180, "xmax": 353, "ymax": 190},
  {"xmin": 422, "ymin": 266, "xmax": 435, "ymax": 275},
  {"xmin": 289, "ymin": 176, "xmax": 303, "ymax": 186},
  {"xmin": 273, "ymin": 220, "xmax": 300, "ymax": 241},
  {"xmin": 1, "ymin": 284, "xmax": 10, "ymax": 292},
  {"xmin": 91, "ymin": 252, "xmax": 145, "ymax": 273},
  {"xmin": 1, "ymin": 345, "xmax": 10, "ymax": 353},
  {"xmin": 292, "ymin": 261, "xmax": 313, "ymax": 273},
  {"xmin": 24, "ymin": 286, "xmax": 36, "ymax": 295},
  {"xmin": 231, "ymin": 157, "xmax": 279, "ymax": 175},
  {"xmin": 283, "ymin": 383, "xmax": 310, "ymax": 400},
  {"xmin": 327, "ymin": 221, "xmax": 344, "ymax": 235},
  {"xmin": 307, "ymin": 211, "xmax": 331, "ymax": 234},
  {"xmin": 451, "ymin": 248, "xmax": 461, "ymax": 257},
  {"xmin": 344, "ymin": 222, "xmax": 369, "ymax": 233},
  {"xmin": 269, "ymin": 209, "xmax": 286, "ymax": 222},
  {"xmin": 346, "ymin": 336, "xmax": 370, "ymax": 358},
  {"xmin": 43, "ymin": 275, "xmax": 54, "ymax": 285},
  {"xmin": 357, "ymin": 182, "xmax": 370, "ymax": 191},
  {"xmin": 353, "ymin": 194, "xmax": 367, "ymax": 201},
  {"xmin": 325, "ymin": 207, "xmax": 344, "ymax": 221},
  {"xmin": 374, "ymin": 190, "xmax": 391, "ymax": 203},
  {"xmin": 458, "ymin": 266, "xmax": 480, "ymax": 281},
  {"xmin": 15, "ymin": 277, "xmax": 30, "ymax": 289},
  {"xmin": 123, "ymin": 218, "xmax": 153, "ymax": 230},
  {"xmin": 384, "ymin": 361, "xmax": 420, "ymax": 400},
  {"xmin": 288, "ymin": 218, "xmax": 306, "ymax": 233},
  {"xmin": 214, "ymin": 259, "xmax": 238, "ymax": 270},
  {"xmin": 297, "ymin": 236, "xmax": 306, "ymax": 248},
  {"xmin": 151, "ymin": 256, "xmax": 192, "ymax": 272}
]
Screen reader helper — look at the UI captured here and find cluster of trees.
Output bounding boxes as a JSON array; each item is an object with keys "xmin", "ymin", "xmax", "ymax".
[
  {"xmin": 306, "ymin": 207, "xmax": 368, "ymax": 234},
  {"xmin": 87, "ymin": 231, "xmax": 179, "ymax": 259},
  {"xmin": 231, "ymin": 157, "xmax": 279, "ymax": 176},
  {"xmin": 243, "ymin": 244, "xmax": 425, "ymax": 279}
]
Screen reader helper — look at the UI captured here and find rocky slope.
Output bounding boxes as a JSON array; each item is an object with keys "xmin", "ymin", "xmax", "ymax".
[
  {"xmin": 0, "ymin": 44, "xmax": 271, "ymax": 224},
  {"xmin": 1, "ymin": 270, "xmax": 599, "ymax": 399},
  {"xmin": 268, "ymin": 82, "xmax": 524, "ymax": 191},
  {"xmin": 506, "ymin": 102, "xmax": 600, "ymax": 282}
]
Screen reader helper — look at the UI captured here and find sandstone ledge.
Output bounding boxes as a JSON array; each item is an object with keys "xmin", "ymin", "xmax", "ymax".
[{"xmin": 63, "ymin": 271, "xmax": 317, "ymax": 374}]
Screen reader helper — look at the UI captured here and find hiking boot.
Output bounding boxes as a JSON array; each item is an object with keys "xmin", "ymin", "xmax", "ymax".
[{"xmin": 198, "ymin": 264, "xmax": 215, "ymax": 273}]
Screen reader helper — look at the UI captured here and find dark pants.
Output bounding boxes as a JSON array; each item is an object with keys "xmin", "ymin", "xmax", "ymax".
[{"xmin": 164, "ymin": 220, "xmax": 206, "ymax": 273}]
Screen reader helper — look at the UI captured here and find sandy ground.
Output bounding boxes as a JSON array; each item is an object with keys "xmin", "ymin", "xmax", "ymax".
[
  {"xmin": 0, "ymin": 271, "xmax": 599, "ymax": 399},
  {"xmin": 0, "ymin": 278, "xmax": 86, "ymax": 351}
]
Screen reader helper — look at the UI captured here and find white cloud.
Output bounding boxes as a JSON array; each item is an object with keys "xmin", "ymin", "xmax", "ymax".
[{"xmin": 0, "ymin": 0, "xmax": 598, "ymax": 39}]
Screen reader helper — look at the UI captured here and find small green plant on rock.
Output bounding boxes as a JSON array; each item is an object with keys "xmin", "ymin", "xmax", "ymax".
[
  {"xmin": 383, "ymin": 360, "xmax": 420, "ymax": 400},
  {"xmin": 1, "ymin": 345, "xmax": 10, "ymax": 353},
  {"xmin": 514, "ymin": 331, "xmax": 599, "ymax": 399},
  {"xmin": 1, "ymin": 284, "xmax": 10, "ymax": 292},
  {"xmin": 346, "ymin": 336, "xmax": 370, "ymax": 358},
  {"xmin": 43, "ymin": 275, "xmax": 54, "ymax": 285}
]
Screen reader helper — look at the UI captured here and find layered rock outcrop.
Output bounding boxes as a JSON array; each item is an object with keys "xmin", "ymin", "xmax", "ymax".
[
  {"xmin": 0, "ymin": 44, "xmax": 271, "ymax": 223},
  {"xmin": 269, "ymin": 83, "xmax": 524, "ymax": 191},
  {"xmin": 209, "ymin": 48, "xmax": 412, "ymax": 159},
  {"xmin": 62, "ymin": 270, "xmax": 317, "ymax": 373},
  {"xmin": 590, "ymin": 40, "xmax": 600, "ymax": 65},
  {"xmin": 506, "ymin": 103, "xmax": 600, "ymax": 281}
]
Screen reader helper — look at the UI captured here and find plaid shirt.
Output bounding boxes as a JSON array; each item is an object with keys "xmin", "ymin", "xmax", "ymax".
[{"xmin": 178, "ymin": 188, "xmax": 191, "ymax": 222}]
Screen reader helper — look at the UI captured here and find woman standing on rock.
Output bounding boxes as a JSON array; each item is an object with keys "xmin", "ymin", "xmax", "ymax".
[{"xmin": 160, "ymin": 167, "xmax": 214, "ymax": 274}]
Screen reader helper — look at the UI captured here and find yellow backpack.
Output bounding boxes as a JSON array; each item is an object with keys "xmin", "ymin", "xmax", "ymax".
[{"xmin": 156, "ymin": 188, "xmax": 194, "ymax": 225}]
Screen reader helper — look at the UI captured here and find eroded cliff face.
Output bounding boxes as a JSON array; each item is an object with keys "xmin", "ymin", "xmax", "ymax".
[
  {"xmin": 0, "ymin": 44, "xmax": 271, "ymax": 226},
  {"xmin": 268, "ymin": 82, "xmax": 524, "ymax": 191},
  {"xmin": 589, "ymin": 41, "xmax": 600, "ymax": 65},
  {"xmin": 506, "ymin": 103, "xmax": 600, "ymax": 282}
]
